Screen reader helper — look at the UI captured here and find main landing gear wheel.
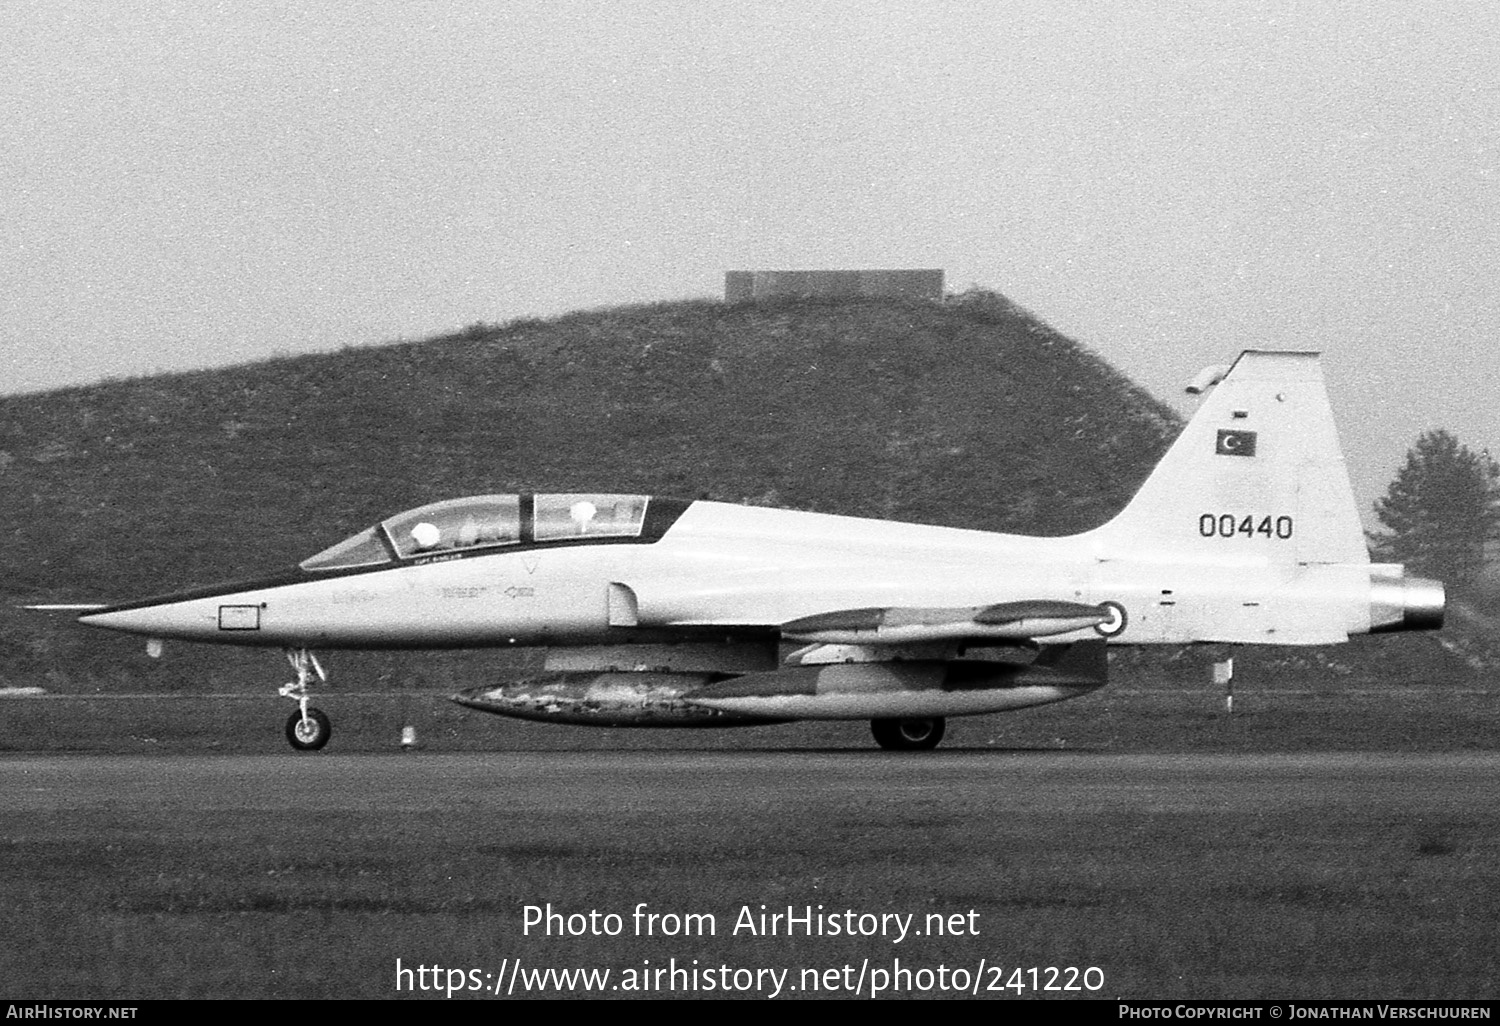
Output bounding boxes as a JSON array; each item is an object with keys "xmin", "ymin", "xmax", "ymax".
[
  {"xmin": 871, "ymin": 717, "xmax": 946, "ymax": 751},
  {"xmin": 286, "ymin": 707, "xmax": 332, "ymax": 751}
]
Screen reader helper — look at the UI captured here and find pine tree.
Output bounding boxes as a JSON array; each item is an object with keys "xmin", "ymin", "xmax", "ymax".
[{"xmin": 1371, "ymin": 429, "xmax": 1500, "ymax": 590}]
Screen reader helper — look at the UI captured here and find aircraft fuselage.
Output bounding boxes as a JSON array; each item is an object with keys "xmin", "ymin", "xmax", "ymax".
[{"xmin": 78, "ymin": 500, "xmax": 1432, "ymax": 651}]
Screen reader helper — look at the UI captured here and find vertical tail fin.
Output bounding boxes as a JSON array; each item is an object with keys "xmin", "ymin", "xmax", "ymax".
[{"xmin": 1090, "ymin": 350, "xmax": 1368, "ymax": 565}]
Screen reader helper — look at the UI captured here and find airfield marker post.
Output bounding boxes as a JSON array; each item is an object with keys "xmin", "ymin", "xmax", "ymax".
[{"xmin": 1214, "ymin": 658, "xmax": 1234, "ymax": 713}]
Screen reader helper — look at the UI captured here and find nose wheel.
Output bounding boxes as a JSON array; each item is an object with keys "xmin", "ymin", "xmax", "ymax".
[
  {"xmin": 286, "ymin": 707, "xmax": 332, "ymax": 751},
  {"xmin": 279, "ymin": 648, "xmax": 332, "ymax": 751}
]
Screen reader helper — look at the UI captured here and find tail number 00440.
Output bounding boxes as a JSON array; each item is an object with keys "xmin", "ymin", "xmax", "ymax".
[{"xmin": 1198, "ymin": 513, "xmax": 1294, "ymax": 540}]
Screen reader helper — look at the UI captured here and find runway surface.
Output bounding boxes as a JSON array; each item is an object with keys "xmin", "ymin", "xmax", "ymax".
[{"xmin": 5, "ymin": 750, "xmax": 1497, "ymax": 816}]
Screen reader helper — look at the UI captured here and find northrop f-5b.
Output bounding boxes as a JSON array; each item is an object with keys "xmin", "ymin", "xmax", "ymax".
[{"xmin": 53, "ymin": 351, "xmax": 1444, "ymax": 750}]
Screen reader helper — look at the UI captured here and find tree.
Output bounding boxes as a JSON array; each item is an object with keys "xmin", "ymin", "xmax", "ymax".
[{"xmin": 1370, "ymin": 429, "xmax": 1500, "ymax": 591}]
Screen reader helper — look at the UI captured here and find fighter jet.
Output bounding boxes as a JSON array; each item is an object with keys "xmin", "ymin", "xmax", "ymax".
[{"xmin": 56, "ymin": 351, "xmax": 1444, "ymax": 751}]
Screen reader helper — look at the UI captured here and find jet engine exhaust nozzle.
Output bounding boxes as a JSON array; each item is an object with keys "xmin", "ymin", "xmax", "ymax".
[{"xmin": 1369, "ymin": 573, "xmax": 1445, "ymax": 634}]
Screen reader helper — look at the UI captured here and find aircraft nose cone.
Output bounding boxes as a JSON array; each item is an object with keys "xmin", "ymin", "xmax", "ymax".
[{"xmin": 78, "ymin": 600, "xmax": 219, "ymax": 640}]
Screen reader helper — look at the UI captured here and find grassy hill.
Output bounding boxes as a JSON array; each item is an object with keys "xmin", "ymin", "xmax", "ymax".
[{"xmin": 0, "ymin": 290, "xmax": 1471, "ymax": 692}]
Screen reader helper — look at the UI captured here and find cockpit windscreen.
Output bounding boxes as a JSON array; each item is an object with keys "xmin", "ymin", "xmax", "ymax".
[{"xmin": 298, "ymin": 527, "xmax": 391, "ymax": 572}]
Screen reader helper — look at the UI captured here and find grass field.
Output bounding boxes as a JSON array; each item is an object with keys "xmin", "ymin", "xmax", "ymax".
[{"xmin": 2, "ymin": 685, "xmax": 1498, "ymax": 1000}]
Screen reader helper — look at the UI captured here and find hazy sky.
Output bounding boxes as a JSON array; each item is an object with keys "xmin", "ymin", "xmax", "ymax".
[{"xmin": 5, "ymin": 1, "xmax": 1497, "ymax": 520}]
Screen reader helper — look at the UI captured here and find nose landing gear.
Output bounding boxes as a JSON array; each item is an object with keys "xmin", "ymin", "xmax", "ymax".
[{"xmin": 279, "ymin": 648, "xmax": 332, "ymax": 751}]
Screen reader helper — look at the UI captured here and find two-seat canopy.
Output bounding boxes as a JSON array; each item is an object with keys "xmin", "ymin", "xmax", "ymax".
[{"xmin": 299, "ymin": 493, "xmax": 654, "ymax": 571}]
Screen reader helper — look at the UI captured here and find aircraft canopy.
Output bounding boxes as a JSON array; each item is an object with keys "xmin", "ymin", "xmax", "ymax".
[{"xmin": 299, "ymin": 493, "xmax": 656, "ymax": 571}]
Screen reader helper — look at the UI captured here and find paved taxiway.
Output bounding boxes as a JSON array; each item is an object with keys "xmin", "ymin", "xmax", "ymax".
[{"xmin": 4, "ymin": 751, "xmax": 1497, "ymax": 816}]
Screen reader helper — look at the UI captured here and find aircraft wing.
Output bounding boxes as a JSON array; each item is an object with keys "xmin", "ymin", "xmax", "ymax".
[{"xmin": 779, "ymin": 599, "xmax": 1115, "ymax": 645}]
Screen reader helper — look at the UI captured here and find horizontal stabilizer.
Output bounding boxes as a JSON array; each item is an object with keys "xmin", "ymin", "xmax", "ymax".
[{"xmin": 781, "ymin": 600, "xmax": 1112, "ymax": 645}]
